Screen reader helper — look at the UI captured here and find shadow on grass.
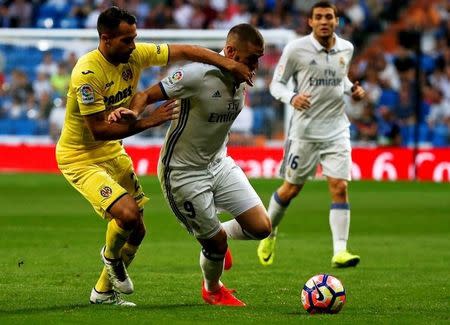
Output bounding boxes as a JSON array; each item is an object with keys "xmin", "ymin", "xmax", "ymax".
[{"xmin": 0, "ymin": 302, "xmax": 205, "ymax": 315}]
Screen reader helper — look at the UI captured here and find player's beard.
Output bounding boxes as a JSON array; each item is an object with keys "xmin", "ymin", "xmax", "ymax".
[
  {"xmin": 119, "ymin": 53, "xmax": 131, "ymax": 64},
  {"xmin": 113, "ymin": 50, "xmax": 132, "ymax": 64}
]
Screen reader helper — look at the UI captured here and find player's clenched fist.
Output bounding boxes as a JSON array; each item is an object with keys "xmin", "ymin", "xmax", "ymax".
[
  {"xmin": 350, "ymin": 81, "xmax": 365, "ymax": 101},
  {"xmin": 150, "ymin": 99, "xmax": 180, "ymax": 125},
  {"xmin": 290, "ymin": 93, "xmax": 312, "ymax": 111}
]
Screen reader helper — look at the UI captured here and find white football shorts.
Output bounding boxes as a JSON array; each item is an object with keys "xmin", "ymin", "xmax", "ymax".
[
  {"xmin": 279, "ymin": 137, "xmax": 352, "ymax": 184},
  {"xmin": 158, "ymin": 156, "xmax": 262, "ymax": 239}
]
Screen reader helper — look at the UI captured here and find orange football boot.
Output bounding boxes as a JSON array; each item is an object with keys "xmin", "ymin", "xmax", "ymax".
[{"xmin": 202, "ymin": 283, "xmax": 246, "ymax": 307}]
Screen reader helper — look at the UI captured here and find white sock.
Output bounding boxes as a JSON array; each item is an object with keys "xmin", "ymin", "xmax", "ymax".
[
  {"xmin": 200, "ymin": 249, "xmax": 224, "ymax": 292},
  {"xmin": 329, "ymin": 204, "xmax": 350, "ymax": 255},
  {"xmin": 267, "ymin": 192, "xmax": 289, "ymax": 237},
  {"xmin": 221, "ymin": 220, "xmax": 258, "ymax": 240}
]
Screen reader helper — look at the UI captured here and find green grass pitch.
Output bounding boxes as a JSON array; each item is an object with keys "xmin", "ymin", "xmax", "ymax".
[{"xmin": 0, "ymin": 174, "xmax": 449, "ymax": 324}]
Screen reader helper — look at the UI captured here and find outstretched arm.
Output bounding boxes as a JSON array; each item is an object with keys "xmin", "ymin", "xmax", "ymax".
[
  {"xmin": 86, "ymin": 87, "xmax": 178, "ymax": 141},
  {"xmin": 104, "ymin": 83, "xmax": 177, "ymax": 137},
  {"xmin": 108, "ymin": 82, "xmax": 170, "ymax": 121},
  {"xmin": 131, "ymin": 83, "xmax": 167, "ymax": 110},
  {"xmin": 168, "ymin": 44, "xmax": 254, "ymax": 86}
]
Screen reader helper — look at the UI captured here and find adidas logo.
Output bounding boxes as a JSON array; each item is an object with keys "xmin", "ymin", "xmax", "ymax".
[
  {"xmin": 309, "ymin": 59, "xmax": 317, "ymax": 65},
  {"xmin": 212, "ymin": 90, "xmax": 221, "ymax": 98}
]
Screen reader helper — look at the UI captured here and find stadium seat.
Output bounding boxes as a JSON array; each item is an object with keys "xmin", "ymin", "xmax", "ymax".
[
  {"xmin": 38, "ymin": 4, "xmax": 59, "ymax": 19},
  {"xmin": 400, "ymin": 124, "xmax": 414, "ymax": 146},
  {"xmin": 420, "ymin": 55, "xmax": 436, "ymax": 74},
  {"xmin": 60, "ymin": 18, "xmax": 79, "ymax": 29},
  {"xmin": 400, "ymin": 124, "xmax": 432, "ymax": 146},
  {"xmin": 377, "ymin": 89, "xmax": 399, "ymax": 108},
  {"xmin": 0, "ymin": 118, "xmax": 13, "ymax": 135},
  {"xmin": 37, "ymin": 120, "xmax": 50, "ymax": 135},
  {"xmin": 418, "ymin": 123, "xmax": 431, "ymax": 144},
  {"xmin": 252, "ymin": 109, "xmax": 265, "ymax": 135},
  {"xmin": 431, "ymin": 124, "xmax": 449, "ymax": 147},
  {"xmin": 11, "ymin": 119, "xmax": 39, "ymax": 135},
  {"xmin": 50, "ymin": 48, "xmax": 64, "ymax": 61}
]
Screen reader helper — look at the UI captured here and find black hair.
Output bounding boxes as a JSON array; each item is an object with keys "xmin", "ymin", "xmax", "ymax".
[
  {"xmin": 227, "ymin": 23, "xmax": 264, "ymax": 48},
  {"xmin": 97, "ymin": 6, "xmax": 136, "ymax": 36},
  {"xmin": 309, "ymin": 1, "xmax": 338, "ymax": 18}
]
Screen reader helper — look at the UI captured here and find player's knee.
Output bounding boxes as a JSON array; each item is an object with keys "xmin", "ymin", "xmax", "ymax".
[
  {"xmin": 213, "ymin": 234, "xmax": 228, "ymax": 255},
  {"xmin": 201, "ymin": 230, "xmax": 228, "ymax": 255},
  {"xmin": 254, "ymin": 222, "xmax": 272, "ymax": 240},
  {"xmin": 215, "ymin": 241, "xmax": 228, "ymax": 255},
  {"xmin": 201, "ymin": 245, "xmax": 227, "ymax": 262},
  {"xmin": 245, "ymin": 214, "xmax": 272, "ymax": 240},
  {"xmin": 202, "ymin": 241, "xmax": 228, "ymax": 257},
  {"xmin": 118, "ymin": 204, "xmax": 141, "ymax": 230},
  {"xmin": 332, "ymin": 181, "xmax": 348, "ymax": 200}
]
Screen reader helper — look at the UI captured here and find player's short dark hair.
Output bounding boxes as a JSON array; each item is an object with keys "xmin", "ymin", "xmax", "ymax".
[
  {"xmin": 97, "ymin": 6, "xmax": 136, "ymax": 36},
  {"xmin": 227, "ymin": 23, "xmax": 264, "ymax": 48},
  {"xmin": 309, "ymin": 1, "xmax": 338, "ymax": 18}
]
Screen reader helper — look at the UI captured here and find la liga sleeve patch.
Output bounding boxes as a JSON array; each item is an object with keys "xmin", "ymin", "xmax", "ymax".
[
  {"xmin": 167, "ymin": 70, "xmax": 183, "ymax": 85},
  {"xmin": 80, "ymin": 84, "xmax": 95, "ymax": 104}
]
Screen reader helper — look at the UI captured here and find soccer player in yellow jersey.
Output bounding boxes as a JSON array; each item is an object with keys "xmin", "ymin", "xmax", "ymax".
[{"xmin": 56, "ymin": 6, "xmax": 254, "ymax": 307}]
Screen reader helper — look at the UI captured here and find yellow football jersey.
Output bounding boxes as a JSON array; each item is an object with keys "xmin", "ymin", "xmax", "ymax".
[{"xmin": 56, "ymin": 43, "xmax": 169, "ymax": 165}]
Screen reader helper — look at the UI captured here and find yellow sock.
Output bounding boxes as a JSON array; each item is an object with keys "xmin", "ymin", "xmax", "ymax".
[
  {"xmin": 121, "ymin": 242, "xmax": 139, "ymax": 267},
  {"xmin": 95, "ymin": 267, "xmax": 112, "ymax": 292},
  {"xmin": 104, "ymin": 219, "xmax": 131, "ymax": 259},
  {"xmin": 94, "ymin": 243, "xmax": 139, "ymax": 292}
]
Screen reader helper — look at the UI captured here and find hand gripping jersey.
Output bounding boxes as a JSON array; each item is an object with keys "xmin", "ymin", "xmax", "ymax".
[{"xmin": 56, "ymin": 43, "xmax": 169, "ymax": 165}]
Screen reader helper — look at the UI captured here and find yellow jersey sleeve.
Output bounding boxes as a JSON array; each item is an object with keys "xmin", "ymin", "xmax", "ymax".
[
  {"xmin": 71, "ymin": 59, "xmax": 106, "ymax": 116},
  {"xmin": 132, "ymin": 43, "xmax": 169, "ymax": 69}
]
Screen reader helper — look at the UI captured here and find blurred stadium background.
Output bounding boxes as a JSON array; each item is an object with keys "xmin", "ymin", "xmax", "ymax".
[{"xmin": 0, "ymin": 0, "xmax": 449, "ymax": 181}]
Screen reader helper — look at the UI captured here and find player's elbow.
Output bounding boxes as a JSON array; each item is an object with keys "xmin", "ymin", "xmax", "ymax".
[
  {"xmin": 90, "ymin": 129, "xmax": 108, "ymax": 141},
  {"xmin": 85, "ymin": 119, "xmax": 113, "ymax": 141},
  {"xmin": 89, "ymin": 127, "xmax": 117, "ymax": 141},
  {"xmin": 269, "ymin": 83, "xmax": 276, "ymax": 97},
  {"xmin": 269, "ymin": 82, "xmax": 282, "ymax": 101}
]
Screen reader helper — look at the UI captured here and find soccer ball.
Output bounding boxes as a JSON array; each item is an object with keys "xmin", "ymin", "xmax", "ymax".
[{"xmin": 301, "ymin": 274, "xmax": 346, "ymax": 314}]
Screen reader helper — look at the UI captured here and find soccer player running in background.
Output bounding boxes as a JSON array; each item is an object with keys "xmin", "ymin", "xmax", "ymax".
[
  {"xmin": 109, "ymin": 23, "xmax": 270, "ymax": 307},
  {"xmin": 257, "ymin": 1, "xmax": 365, "ymax": 268},
  {"xmin": 56, "ymin": 7, "xmax": 255, "ymax": 307}
]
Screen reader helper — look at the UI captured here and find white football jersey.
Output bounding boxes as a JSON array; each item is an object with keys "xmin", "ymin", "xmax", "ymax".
[
  {"xmin": 271, "ymin": 33, "xmax": 355, "ymax": 141},
  {"xmin": 159, "ymin": 62, "xmax": 245, "ymax": 169}
]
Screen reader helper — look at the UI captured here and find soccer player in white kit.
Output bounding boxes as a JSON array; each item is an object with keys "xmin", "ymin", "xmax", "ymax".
[
  {"xmin": 257, "ymin": 1, "xmax": 365, "ymax": 268},
  {"xmin": 110, "ymin": 24, "xmax": 270, "ymax": 306}
]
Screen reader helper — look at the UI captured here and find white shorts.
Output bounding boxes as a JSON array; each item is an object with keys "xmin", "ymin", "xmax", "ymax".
[
  {"xmin": 279, "ymin": 137, "xmax": 352, "ymax": 184},
  {"xmin": 158, "ymin": 156, "xmax": 263, "ymax": 239}
]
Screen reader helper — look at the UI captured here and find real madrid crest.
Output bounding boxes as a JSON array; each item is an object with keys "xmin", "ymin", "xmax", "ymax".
[{"xmin": 339, "ymin": 57, "xmax": 345, "ymax": 68}]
